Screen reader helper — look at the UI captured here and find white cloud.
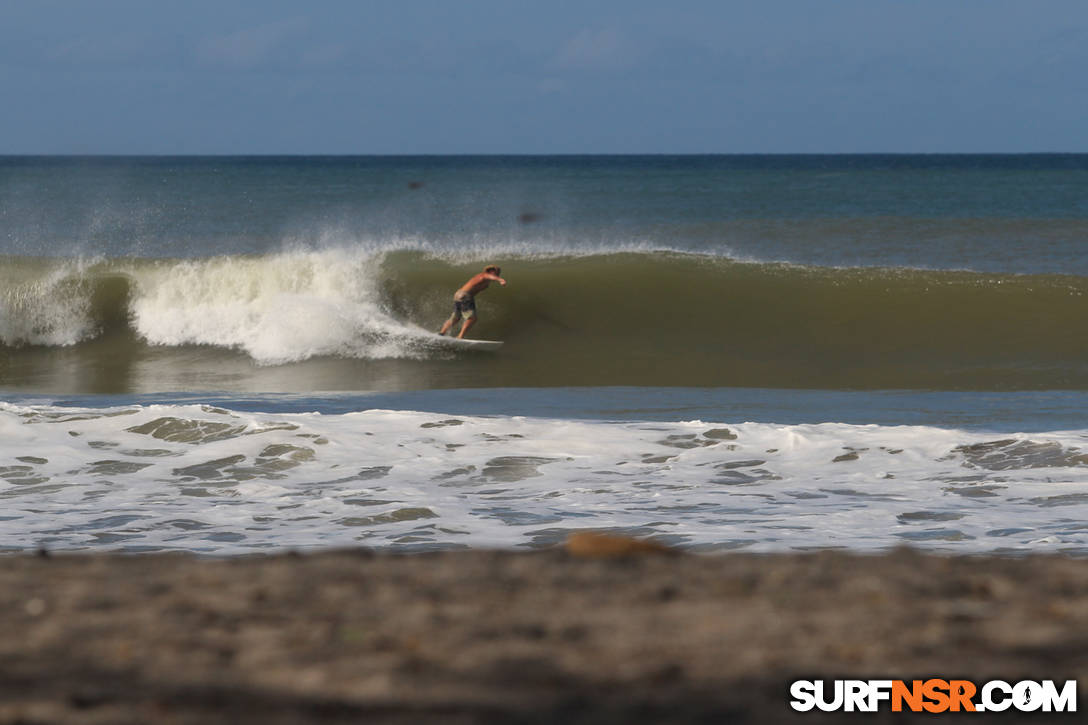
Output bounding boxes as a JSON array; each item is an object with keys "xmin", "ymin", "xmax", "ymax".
[
  {"xmin": 300, "ymin": 43, "xmax": 349, "ymax": 69},
  {"xmin": 537, "ymin": 78, "xmax": 567, "ymax": 95},
  {"xmin": 554, "ymin": 27, "xmax": 631, "ymax": 71},
  {"xmin": 196, "ymin": 18, "xmax": 308, "ymax": 70}
]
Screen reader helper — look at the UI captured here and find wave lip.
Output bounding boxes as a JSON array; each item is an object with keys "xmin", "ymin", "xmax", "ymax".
[{"xmin": 0, "ymin": 260, "xmax": 88, "ymax": 346}]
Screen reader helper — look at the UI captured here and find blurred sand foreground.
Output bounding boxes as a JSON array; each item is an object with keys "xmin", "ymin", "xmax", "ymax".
[{"xmin": 0, "ymin": 543, "xmax": 1084, "ymax": 724}]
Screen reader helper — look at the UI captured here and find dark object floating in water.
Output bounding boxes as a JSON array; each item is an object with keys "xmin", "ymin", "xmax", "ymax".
[
  {"xmin": 408, "ymin": 181, "xmax": 424, "ymax": 190},
  {"xmin": 518, "ymin": 212, "xmax": 542, "ymax": 224}
]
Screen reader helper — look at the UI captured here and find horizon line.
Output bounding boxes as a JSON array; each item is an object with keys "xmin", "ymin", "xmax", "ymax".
[{"xmin": 2, "ymin": 151, "xmax": 1086, "ymax": 158}]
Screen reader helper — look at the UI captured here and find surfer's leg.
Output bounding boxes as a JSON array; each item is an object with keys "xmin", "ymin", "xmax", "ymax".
[
  {"xmin": 439, "ymin": 309, "xmax": 460, "ymax": 336},
  {"xmin": 457, "ymin": 316, "xmax": 476, "ymax": 338},
  {"xmin": 439, "ymin": 298, "xmax": 466, "ymax": 335}
]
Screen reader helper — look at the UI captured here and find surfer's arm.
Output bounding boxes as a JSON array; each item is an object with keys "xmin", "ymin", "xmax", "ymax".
[{"xmin": 484, "ymin": 273, "xmax": 507, "ymax": 286}]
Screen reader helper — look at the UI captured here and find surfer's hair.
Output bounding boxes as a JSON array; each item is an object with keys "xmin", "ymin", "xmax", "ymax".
[{"xmin": 484, "ymin": 265, "xmax": 501, "ymax": 275}]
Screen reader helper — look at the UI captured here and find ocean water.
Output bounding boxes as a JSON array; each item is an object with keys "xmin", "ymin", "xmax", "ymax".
[{"xmin": 1, "ymin": 155, "xmax": 1086, "ymax": 554}]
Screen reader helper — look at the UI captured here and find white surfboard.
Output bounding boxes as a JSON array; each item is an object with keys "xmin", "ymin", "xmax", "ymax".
[{"xmin": 430, "ymin": 335, "xmax": 504, "ymax": 350}]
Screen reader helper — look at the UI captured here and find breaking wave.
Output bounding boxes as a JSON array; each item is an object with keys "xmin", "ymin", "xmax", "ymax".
[{"xmin": 1, "ymin": 246, "xmax": 1086, "ymax": 389}]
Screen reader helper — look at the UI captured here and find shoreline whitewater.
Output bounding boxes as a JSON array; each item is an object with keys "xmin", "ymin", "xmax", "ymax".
[{"xmin": 1, "ymin": 545, "xmax": 1084, "ymax": 723}]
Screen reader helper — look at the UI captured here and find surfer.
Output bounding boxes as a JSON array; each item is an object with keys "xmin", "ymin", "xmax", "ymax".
[{"xmin": 438, "ymin": 265, "xmax": 507, "ymax": 339}]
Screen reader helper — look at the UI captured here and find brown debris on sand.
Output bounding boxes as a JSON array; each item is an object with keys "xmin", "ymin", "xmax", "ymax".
[
  {"xmin": 0, "ymin": 548, "xmax": 1085, "ymax": 724},
  {"xmin": 565, "ymin": 531, "xmax": 677, "ymax": 558}
]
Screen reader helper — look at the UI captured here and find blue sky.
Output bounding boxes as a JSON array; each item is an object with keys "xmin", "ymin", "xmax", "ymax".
[{"xmin": 2, "ymin": 0, "xmax": 1086, "ymax": 154}]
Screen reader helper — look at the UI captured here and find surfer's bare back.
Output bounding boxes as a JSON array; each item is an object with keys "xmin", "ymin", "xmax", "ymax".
[{"xmin": 438, "ymin": 265, "xmax": 507, "ymax": 339}]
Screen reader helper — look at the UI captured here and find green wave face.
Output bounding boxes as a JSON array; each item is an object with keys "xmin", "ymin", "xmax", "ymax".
[
  {"xmin": 384, "ymin": 251, "xmax": 1088, "ymax": 390},
  {"xmin": 2, "ymin": 251, "xmax": 1086, "ymax": 393}
]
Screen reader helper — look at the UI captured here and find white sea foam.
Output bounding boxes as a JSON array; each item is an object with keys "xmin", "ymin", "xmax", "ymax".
[
  {"xmin": 1, "ymin": 402, "xmax": 1086, "ymax": 555},
  {"xmin": 126, "ymin": 248, "xmax": 431, "ymax": 364}
]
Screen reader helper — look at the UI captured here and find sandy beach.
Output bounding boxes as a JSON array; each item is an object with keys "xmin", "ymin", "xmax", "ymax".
[{"xmin": 1, "ymin": 543, "xmax": 1084, "ymax": 723}]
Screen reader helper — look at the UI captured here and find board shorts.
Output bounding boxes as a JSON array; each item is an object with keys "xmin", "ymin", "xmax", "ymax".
[{"xmin": 450, "ymin": 293, "xmax": 476, "ymax": 320}]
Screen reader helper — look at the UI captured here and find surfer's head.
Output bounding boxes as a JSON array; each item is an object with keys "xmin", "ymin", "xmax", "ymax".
[{"xmin": 484, "ymin": 265, "xmax": 501, "ymax": 275}]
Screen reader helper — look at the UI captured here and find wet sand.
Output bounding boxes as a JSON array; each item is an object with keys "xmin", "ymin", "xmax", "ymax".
[{"xmin": 1, "ymin": 545, "xmax": 1085, "ymax": 723}]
